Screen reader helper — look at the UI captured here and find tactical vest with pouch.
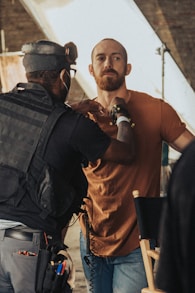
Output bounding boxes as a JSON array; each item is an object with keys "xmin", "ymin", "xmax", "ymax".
[{"xmin": 0, "ymin": 83, "xmax": 79, "ymax": 227}]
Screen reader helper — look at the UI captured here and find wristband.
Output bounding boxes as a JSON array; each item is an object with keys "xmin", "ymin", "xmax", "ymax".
[
  {"xmin": 116, "ymin": 116, "xmax": 130, "ymax": 126},
  {"xmin": 116, "ymin": 115, "xmax": 135, "ymax": 128}
]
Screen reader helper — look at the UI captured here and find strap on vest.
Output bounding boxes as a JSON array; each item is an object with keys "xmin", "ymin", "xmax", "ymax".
[{"xmin": 36, "ymin": 105, "xmax": 69, "ymax": 157}]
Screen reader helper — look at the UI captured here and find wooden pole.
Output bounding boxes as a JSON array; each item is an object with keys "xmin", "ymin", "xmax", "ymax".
[{"xmin": 1, "ymin": 29, "xmax": 6, "ymax": 53}]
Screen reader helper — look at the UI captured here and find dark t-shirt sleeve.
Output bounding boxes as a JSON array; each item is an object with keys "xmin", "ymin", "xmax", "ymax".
[{"xmin": 69, "ymin": 112, "xmax": 111, "ymax": 162}]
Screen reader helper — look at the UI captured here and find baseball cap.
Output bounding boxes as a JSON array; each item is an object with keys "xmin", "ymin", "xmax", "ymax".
[{"xmin": 22, "ymin": 40, "xmax": 78, "ymax": 73}]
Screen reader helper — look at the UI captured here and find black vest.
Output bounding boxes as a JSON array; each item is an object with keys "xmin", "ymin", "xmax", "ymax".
[{"xmin": 0, "ymin": 83, "xmax": 82, "ymax": 233}]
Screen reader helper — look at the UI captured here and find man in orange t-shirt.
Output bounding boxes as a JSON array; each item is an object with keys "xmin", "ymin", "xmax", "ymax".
[{"xmin": 72, "ymin": 38, "xmax": 194, "ymax": 293}]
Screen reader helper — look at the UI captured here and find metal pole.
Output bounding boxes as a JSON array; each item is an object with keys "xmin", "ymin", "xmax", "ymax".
[
  {"xmin": 156, "ymin": 43, "xmax": 170, "ymax": 196},
  {"xmin": 156, "ymin": 43, "xmax": 170, "ymax": 100},
  {"xmin": 162, "ymin": 44, "xmax": 165, "ymax": 100}
]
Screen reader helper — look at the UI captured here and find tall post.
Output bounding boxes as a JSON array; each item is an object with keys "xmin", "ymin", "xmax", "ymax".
[
  {"xmin": 156, "ymin": 43, "xmax": 170, "ymax": 196},
  {"xmin": 1, "ymin": 29, "xmax": 6, "ymax": 53}
]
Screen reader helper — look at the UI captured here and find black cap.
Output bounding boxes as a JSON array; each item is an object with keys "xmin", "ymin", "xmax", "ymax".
[{"xmin": 22, "ymin": 40, "xmax": 78, "ymax": 73}]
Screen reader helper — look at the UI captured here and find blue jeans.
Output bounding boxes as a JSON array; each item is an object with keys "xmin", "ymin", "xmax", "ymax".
[{"xmin": 80, "ymin": 231, "xmax": 147, "ymax": 293}]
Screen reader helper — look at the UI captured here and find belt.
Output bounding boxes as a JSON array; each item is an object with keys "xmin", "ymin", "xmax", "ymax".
[{"xmin": 5, "ymin": 229, "xmax": 34, "ymax": 241}]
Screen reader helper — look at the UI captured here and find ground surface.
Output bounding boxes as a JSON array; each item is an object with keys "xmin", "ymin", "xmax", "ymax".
[{"xmin": 65, "ymin": 217, "xmax": 87, "ymax": 293}]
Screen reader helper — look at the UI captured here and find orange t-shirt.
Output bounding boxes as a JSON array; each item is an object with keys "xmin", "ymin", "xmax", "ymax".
[{"xmin": 79, "ymin": 90, "xmax": 186, "ymax": 257}]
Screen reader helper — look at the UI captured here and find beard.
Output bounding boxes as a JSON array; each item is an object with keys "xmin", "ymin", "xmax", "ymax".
[{"xmin": 94, "ymin": 69, "xmax": 126, "ymax": 91}]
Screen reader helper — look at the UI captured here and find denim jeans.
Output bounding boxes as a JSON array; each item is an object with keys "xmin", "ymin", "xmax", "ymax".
[{"xmin": 80, "ymin": 231, "xmax": 147, "ymax": 293}]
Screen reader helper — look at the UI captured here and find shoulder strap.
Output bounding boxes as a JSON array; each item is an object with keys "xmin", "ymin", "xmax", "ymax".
[
  {"xmin": 28, "ymin": 104, "xmax": 70, "ymax": 220},
  {"xmin": 36, "ymin": 104, "xmax": 69, "ymax": 157}
]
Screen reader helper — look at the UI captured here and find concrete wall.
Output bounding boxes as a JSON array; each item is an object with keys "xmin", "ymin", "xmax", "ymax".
[
  {"xmin": 134, "ymin": 0, "xmax": 195, "ymax": 91},
  {"xmin": 0, "ymin": 0, "xmax": 86, "ymax": 102}
]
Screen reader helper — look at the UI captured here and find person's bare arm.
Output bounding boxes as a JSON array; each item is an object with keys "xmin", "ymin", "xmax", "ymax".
[
  {"xmin": 169, "ymin": 129, "xmax": 194, "ymax": 152},
  {"xmin": 101, "ymin": 97, "xmax": 135, "ymax": 164},
  {"xmin": 101, "ymin": 117, "xmax": 135, "ymax": 164}
]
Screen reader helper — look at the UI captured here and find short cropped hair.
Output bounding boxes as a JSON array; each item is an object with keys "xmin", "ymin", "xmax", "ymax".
[{"xmin": 91, "ymin": 38, "xmax": 128, "ymax": 63}]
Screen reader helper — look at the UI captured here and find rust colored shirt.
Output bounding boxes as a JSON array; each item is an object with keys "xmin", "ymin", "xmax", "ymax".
[{"xmin": 78, "ymin": 90, "xmax": 186, "ymax": 257}]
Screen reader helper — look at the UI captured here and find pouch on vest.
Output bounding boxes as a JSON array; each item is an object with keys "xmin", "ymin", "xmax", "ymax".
[
  {"xmin": 0, "ymin": 165, "xmax": 25, "ymax": 206},
  {"xmin": 35, "ymin": 242, "xmax": 75, "ymax": 293},
  {"xmin": 33, "ymin": 161, "xmax": 77, "ymax": 219}
]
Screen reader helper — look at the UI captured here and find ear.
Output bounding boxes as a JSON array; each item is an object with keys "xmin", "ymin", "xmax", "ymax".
[
  {"xmin": 88, "ymin": 64, "xmax": 94, "ymax": 76},
  {"xmin": 125, "ymin": 63, "xmax": 132, "ymax": 76}
]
